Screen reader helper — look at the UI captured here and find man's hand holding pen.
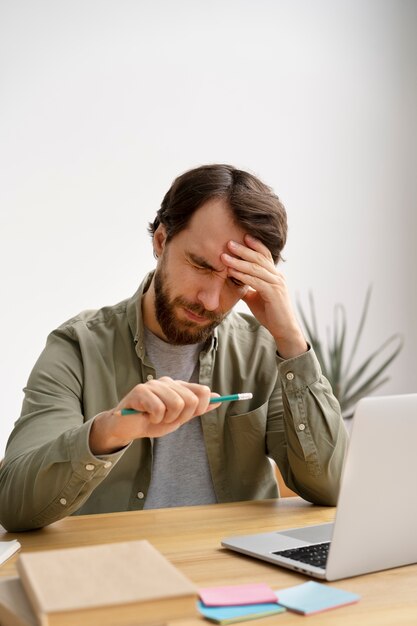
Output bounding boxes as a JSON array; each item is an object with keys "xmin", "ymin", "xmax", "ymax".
[{"xmin": 89, "ymin": 376, "xmax": 253, "ymax": 456}]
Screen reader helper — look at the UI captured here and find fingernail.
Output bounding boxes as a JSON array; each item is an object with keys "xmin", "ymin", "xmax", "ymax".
[{"xmin": 229, "ymin": 240, "xmax": 238, "ymax": 249}]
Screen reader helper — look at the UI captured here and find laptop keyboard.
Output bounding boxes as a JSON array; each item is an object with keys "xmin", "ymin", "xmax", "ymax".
[{"xmin": 273, "ymin": 542, "xmax": 331, "ymax": 569}]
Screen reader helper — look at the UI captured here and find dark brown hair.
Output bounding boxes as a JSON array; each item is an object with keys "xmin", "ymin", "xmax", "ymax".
[{"xmin": 148, "ymin": 164, "xmax": 287, "ymax": 263}]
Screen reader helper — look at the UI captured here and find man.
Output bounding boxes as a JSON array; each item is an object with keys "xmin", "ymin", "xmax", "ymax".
[{"xmin": 0, "ymin": 164, "xmax": 348, "ymax": 531}]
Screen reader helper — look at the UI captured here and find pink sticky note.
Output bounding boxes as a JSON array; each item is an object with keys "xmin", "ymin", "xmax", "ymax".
[{"xmin": 199, "ymin": 583, "xmax": 277, "ymax": 607}]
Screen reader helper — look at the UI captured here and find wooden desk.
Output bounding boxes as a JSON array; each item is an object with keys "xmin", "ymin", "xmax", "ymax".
[{"xmin": 1, "ymin": 498, "xmax": 416, "ymax": 625}]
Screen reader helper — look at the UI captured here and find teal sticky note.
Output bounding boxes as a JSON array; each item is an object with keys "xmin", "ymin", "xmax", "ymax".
[
  {"xmin": 198, "ymin": 600, "xmax": 286, "ymax": 624},
  {"xmin": 275, "ymin": 581, "xmax": 360, "ymax": 615}
]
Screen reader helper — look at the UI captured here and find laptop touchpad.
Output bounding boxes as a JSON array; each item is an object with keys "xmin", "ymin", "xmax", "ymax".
[{"xmin": 280, "ymin": 523, "xmax": 334, "ymax": 543}]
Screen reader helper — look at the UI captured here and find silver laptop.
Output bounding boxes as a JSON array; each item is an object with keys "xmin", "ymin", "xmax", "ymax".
[{"xmin": 222, "ymin": 393, "xmax": 417, "ymax": 581}]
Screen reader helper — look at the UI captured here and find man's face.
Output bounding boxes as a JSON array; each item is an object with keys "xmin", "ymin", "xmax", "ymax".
[
  {"xmin": 153, "ymin": 254, "xmax": 225, "ymax": 345},
  {"xmin": 151, "ymin": 198, "xmax": 248, "ymax": 345}
]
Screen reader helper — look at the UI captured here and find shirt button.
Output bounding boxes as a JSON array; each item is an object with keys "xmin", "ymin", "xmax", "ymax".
[
  {"xmin": 298, "ymin": 423, "xmax": 306, "ymax": 431},
  {"xmin": 146, "ymin": 374, "xmax": 154, "ymax": 381},
  {"xmin": 286, "ymin": 372, "xmax": 295, "ymax": 381},
  {"xmin": 85, "ymin": 464, "xmax": 95, "ymax": 471},
  {"xmin": 60, "ymin": 498, "xmax": 67, "ymax": 506},
  {"xmin": 104, "ymin": 461, "xmax": 112, "ymax": 469},
  {"xmin": 137, "ymin": 491, "xmax": 145, "ymax": 499}
]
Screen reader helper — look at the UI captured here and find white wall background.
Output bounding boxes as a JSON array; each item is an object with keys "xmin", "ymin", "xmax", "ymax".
[{"xmin": 1, "ymin": 0, "xmax": 416, "ymax": 456}]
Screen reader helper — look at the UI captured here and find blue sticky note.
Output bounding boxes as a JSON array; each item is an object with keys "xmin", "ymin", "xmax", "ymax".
[
  {"xmin": 198, "ymin": 600, "xmax": 286, "ymax": 624},
  {"xmin": 275, "ymin": 581, "xmax": 360, "ymax": 615}
]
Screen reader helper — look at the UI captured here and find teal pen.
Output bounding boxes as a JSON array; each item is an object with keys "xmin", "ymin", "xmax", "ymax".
[{"xmin": 120, "ymin": 392, "xmax": 253, "ymax": 415}]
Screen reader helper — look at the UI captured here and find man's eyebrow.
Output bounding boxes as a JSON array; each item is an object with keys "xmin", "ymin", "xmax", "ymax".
[{"xmin": 186, "ymin": 253, "xmax": 222, "ymax": 273}]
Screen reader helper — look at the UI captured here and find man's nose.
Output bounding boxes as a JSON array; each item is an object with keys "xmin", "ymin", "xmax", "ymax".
[{"xmin": 197, "ymin": 278, "xmax": 223, "ymax": 312}]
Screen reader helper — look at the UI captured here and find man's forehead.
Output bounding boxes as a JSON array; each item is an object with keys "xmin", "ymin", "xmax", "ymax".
[{"xmin": 176, "ymin": 199, "xmax": 247, "ymax": 266}]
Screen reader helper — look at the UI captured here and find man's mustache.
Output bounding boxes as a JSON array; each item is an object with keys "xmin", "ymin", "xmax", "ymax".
[{"xmin": 174, "ymin": 297, "xmax": 223, "ymax": 323}]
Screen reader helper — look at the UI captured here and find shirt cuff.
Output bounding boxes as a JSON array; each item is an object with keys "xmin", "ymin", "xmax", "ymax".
[
  {"xmin": 276, "ymin": 345, "xmax": 323, "ymax": 389},
  {"xmin": 67, "ymin": 419, "xmax": 126, "ymax": 481}
]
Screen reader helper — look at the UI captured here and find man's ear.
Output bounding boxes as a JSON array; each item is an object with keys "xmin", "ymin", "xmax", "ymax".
[{"xmin": 153, "ymin": 224, "xmax": 167, "ymax": 258}]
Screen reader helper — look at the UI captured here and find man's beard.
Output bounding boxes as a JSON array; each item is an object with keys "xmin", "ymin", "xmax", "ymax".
[{"xmin": 153, "ymin": 264, "xmax": 226, "ymax": 345}]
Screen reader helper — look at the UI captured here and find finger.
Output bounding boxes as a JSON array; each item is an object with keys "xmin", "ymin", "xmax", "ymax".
[
  {"xmin": 223, "ymin": 241, "xmax": 277, "ymax": 282},
  {"xmin": 174, "ymin": 381, "xmax": 214, "ymax": 416},
  {"xmin": 244, "ymin": 233, "xmax": 276, "ymax": 260},
  {"xmin": 117, "ymin": 384, "xmax": 167, "ymax": 424},
  {"xmin": 145, "ymin": 378, "xmax": 191, "ymax": 424},
  {"xmin": 222, "ymin": 253, "xmax": 278, "ymax": 287},
  {"xmin": 152, "ymin": 377, "xmax": 215, "ymax": 424},
  {"xmin": 228, "ymin": 236, "xmax": 274, "ymax": 265},
  {"xmin": 118, "ymin": 378, "xmax": 186, "ymax": 425}
]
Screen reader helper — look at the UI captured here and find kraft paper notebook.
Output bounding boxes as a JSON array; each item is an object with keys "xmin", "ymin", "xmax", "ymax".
[
  {"xmin": 15, "ymin": 539, "xmax": 198, "ymax": 626},
  {"xmin": 0, "ymin": 577, "xmax": 37, "ymax": 626}
]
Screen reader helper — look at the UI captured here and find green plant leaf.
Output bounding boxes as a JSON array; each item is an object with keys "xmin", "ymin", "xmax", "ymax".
[
  {"xmin": 342, "ymin": 285, "xmax": 372, "ymax": 382},
  {"xmin": 343, "ymin": 377, "xmax": 390, "ymax": 413},
  {"xmin": 296, "ymin": 287, "xmax": 403, "ymax": 416},
  {"xmin": 296, "ymin": 294, "xmax": 329, "ymax": 375},
  {"xmin": 329, "ymin": 304, "xmax": 346, "ymax": 398},
  {"xmin": 342, "ymin": 376, "xmax": 390, "ymax": 416},
  {"xmin": 343, "ymin": 334, "xmax": 403, "ymax": 397},
  {"xmin": 342, "ymin": 335, "xmax": 403, "ymax": 409},
  {"xmin": 308, "ymin": 291, "xmax": 319, "ymax": 338}
]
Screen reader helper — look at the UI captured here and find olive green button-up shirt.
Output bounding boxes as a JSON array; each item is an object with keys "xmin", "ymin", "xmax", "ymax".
[{"xmin": 0, "ymin": 273, "xmax": 348, "ymax": 531}]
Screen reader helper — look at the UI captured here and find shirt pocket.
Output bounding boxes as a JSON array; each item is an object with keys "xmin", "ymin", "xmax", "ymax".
[{"xmin": 226, "ymin": 401, "xmax": 272, "ymax": 489}]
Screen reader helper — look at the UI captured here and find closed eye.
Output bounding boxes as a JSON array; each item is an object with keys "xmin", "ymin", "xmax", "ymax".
[
  {"xmin": 229, "ymin": 277, "xmax": 245, "ymax": 287},
  {"xmin": 186, "ymin": 254, "xmax": 245, "ymax": 288},
  {"xmin": 186, "ymin": 253, "xmax": 220, "ymax": 273},
  {"xmin": 191, "ymin": 263, "xmax": 211, "ymax": 273}
]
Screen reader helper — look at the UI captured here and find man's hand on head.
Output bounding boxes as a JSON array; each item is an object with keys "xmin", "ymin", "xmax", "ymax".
[
  {"xmin": 221, "ymin": 234, "xmax": 307, "ymax": 360},
  {"xmin": 89, "ymin": 378, "xmax": 219, "ymax": 455}
]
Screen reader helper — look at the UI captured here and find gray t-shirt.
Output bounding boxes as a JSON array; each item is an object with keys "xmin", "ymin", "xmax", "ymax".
[{"xmin": 143, "ymin": 328, "xmax": 217, "ymax": 509}]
